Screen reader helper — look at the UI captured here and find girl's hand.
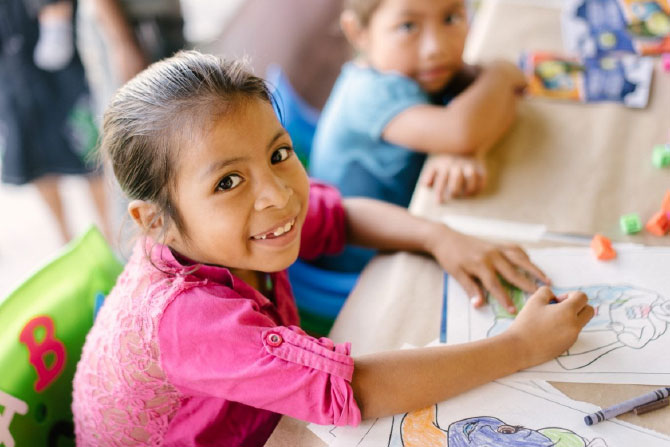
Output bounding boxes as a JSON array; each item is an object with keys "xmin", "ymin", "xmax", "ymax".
[
  {"xmin": 507, "ymin": 287, "xmax": 594, "ymax": 367},
  {"xmin": 420, "ymin": 154, "xmax": 487, "ymax": 202},
  {"xmin": 428, "ymin": 226, "xmax": 550, "ymax": 313}
]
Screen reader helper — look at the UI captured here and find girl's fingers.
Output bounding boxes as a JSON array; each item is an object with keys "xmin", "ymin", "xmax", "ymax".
[
  {"xmin": 434, "ymin": 170, "xmax": 451, "ymax": 203},
  {"xmin": 578, "ymin": 304, "xmax": 595, "ymax": 324},
  {"xmin": 475, "ymin": 265, "xmax": 516, "ymax": 313},
  {"xmin": 463, "ymin": 164, "xmax": 479, "ymax": 195},
  {"xmin": 447, "ymin": 168, "xmax": 465, "ymax": 198},
  {"xmin": 503, "ymin": 246, "xmax": 551, "ymax": 284},
  {"xmin": 421, "ymin": 166, "xmax": 436, "ymax": 187},
  {"xmin": 526, "ymin": 286, "xmax": 556, "ymax": 306},
  {"xmin": 476, "ymin": 164, "xmax": 487, "ymax": 189},
  {"xmin": 555, "ymin": 292, "xmax": 569, "ymax": 303},
  {"xmin": 452, "ymin": 269, "xmax": 485, "ymax": 307},
  {"xmin": 491, "ymin": 254, "xmax": 539, "ymax": 294},
  {"xmin": 563, "ymin": 291, "xmax": 589, "ymax": 312}
]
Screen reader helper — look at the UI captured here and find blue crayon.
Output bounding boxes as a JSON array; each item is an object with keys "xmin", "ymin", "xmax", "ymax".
[
  {"xmin": 439, "ymin": 273, "xmax": 448, "ymax": 343},
  {"xmin": 584, "ymin": 387, "xmax": 670, "ymax": 425}
]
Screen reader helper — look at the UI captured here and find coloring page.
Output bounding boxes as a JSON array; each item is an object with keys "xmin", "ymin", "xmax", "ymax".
[
  {"xmin": 446, "ymin": 247, "xmax": 670, "ymax": 384},
  {"xmin": 308, "ymin": 380, "xmax": 670, "ymax": 447}
]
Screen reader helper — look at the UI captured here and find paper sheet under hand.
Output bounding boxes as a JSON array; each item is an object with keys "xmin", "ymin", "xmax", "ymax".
[{"xmin": 447, "ymin": 246, "xmax": 670, "ymax": 385}]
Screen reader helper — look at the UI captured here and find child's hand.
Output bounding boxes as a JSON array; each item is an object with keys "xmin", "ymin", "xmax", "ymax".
[
  {"xmin": 487, "ymin": 59, "xmax": 528, "ymax": 95},
  {"xmin": 420, "ymin": 154, "xmax": 487, "ymax": 202},
  {"xmin": 429, "ymin": 228, "xmax": 550, "ymax": 313},
  {"xmin": 507, "ymin": 287, "xmax": 594, "ymax": 367}
]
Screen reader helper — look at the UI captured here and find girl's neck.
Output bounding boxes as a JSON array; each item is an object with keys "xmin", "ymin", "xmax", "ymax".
[
  {"xmin": 230, "ymin": 268, "xmax": 261, "ymax": 289},
  {"xmin": 231, "ymin": 269, "xmax": 274, "ymax": 301}
]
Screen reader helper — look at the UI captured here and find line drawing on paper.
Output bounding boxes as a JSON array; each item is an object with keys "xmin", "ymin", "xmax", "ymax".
[
  {"xmin": 486, "ymin": 284, "xmax": 670, "ymax": 370},
  {"xmin": 384, "ymin": 405, "xmax": 608, "ymax": 447}
]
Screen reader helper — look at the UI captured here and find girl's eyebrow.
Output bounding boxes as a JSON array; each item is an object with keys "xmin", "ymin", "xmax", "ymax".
[
  {"xmin": 201, "ymin": 129, "xmax": 289, "ymax": 179},
  {"xmin": 202, "ymin": 156, "xmax": 247, "ymax": 179},
  {"xmin": 267, "ymin": 129, "xmax": 288, "ymax": 149}
]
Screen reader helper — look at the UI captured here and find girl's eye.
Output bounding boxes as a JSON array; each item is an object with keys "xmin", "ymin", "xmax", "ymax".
[
  {"xmin": 397, "ymin": 21, "xmax": 416, "ymax": 32},
  {"xmin": 217, "ymin": 174, "xmax": 242, "ymax": 191},
  {"xmin": 445, "ymin": 13, "xmax": 464, "ymax": 25},
  {"xmin": 271, "ymin": 147, "xmax": 292, "ymax": 164}
]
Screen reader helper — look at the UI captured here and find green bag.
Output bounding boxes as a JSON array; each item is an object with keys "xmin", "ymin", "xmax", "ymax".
[{"xmin": 0, "ymin": 226, "xmax": 123, "ymax": 447}]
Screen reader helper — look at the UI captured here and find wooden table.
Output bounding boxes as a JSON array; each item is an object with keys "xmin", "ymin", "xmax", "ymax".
[{"xmin": 266, "ymin": 0, "xmax": 670, "ymax": 444}]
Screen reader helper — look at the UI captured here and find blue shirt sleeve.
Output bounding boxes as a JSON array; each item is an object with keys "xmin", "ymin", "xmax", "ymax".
[{"xmin": 341, "ymin": 65, "xmax": 430, "ymax": 141}]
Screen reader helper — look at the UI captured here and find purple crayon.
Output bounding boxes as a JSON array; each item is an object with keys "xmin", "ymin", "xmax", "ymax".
[{"xmin": 584, "ymin": 387, "xmax": 670, "ymax": 425}]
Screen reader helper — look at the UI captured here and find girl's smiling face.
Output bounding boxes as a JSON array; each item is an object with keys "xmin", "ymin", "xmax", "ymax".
[{"xmin": 164, "ymin": 98, "xmax": 310, "ymax": 274}]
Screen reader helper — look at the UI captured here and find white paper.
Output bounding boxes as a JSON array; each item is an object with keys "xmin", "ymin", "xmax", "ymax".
[
  {"xmin": 447, "ymin": 247, "xmax": 670, "ymax": 384},
  {"xmin": 308, "ymin": 379, "xmax": 670, "ymax": 447}
]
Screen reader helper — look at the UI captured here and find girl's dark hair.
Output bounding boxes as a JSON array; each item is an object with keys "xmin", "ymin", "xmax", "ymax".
[
  {"xmin": 345, "ymin": 0, "xmax": 384, "ymax": 26},
  {"xmin": 101, "ymin": 50, "xmax": 273, "ymax": 238}
]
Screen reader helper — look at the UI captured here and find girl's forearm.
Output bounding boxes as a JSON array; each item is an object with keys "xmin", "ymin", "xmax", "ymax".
[
  {"xmin": 351, "ymin": 331, "xmax": 529, "ymax": 419},
  {"xmin": 343, "ymin": 198, "xmax": 446, "ymax": 254}
]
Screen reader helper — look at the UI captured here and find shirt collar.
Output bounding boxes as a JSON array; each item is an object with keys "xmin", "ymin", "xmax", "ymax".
[{"xmin": 144, "ymin": 237, "xmax": 234, "ymax": 285}]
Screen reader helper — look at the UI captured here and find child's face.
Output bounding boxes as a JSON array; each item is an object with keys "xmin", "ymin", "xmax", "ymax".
[
  {"xmin": 359, "ymin": 0, "xmax": 468, "ymax": 93},
  {"xmin": 165, "ymin": 98, "xmax": 310, "ymax": 273}
]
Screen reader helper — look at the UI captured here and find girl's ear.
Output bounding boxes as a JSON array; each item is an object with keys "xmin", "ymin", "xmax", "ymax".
[
  {"xmin": 340, "ymin": 10, "xmax": 369, "ymax": 53},
  {"xmin": 128, "ymin": 200, "xmax": 164, "ymax": 237}
]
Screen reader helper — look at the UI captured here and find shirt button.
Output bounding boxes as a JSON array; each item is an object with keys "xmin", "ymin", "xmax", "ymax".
[{"xmin": 266, "ymin": 333, "xmax": 283, "ymax": 347}]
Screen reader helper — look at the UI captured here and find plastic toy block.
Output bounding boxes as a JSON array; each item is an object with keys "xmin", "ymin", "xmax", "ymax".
[
  {"xmin": 652, "ymin": 144, "xmax": 670, "ymax": 168},
  {"xmin": 664, "ymin": 53, "xmax": 670, "ymax": 72},
  {"xmin": 619, "ymin": 213, "xmax": 642, "ymax": 234},
  {"xmin": 646, "ymin": 211, "xmax": 670, "ymax": 236},
  {"xmin": 662, "ymin": 190, "xmax": 670, "ymax": 214},
  {"xmin": 591, "ymin": 234, "xmax": 616, "ymax": 260}
]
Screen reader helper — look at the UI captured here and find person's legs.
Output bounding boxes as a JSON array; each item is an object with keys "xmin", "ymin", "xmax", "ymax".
[
  {"xmin": 85, "ymin": 174, "xmax": 112, "ymax": 243},
  {"xmin": 33, "ymin": 175, "xmax": 70, "ymax": 243},
  {"xmin": 33, "ymin": 1, "xmax": 74, "ymax": 71}
]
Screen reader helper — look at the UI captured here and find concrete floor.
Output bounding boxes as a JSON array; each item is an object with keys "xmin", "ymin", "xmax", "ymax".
[{"xmin": 0, "ymin": 176, "xmax": 108, "ymax": 298}]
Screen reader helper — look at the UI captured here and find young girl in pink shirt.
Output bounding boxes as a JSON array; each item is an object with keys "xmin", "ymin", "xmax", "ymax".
[{"xmin": 71, "ymin": 50, "xmax": 593, "ymax": 446}]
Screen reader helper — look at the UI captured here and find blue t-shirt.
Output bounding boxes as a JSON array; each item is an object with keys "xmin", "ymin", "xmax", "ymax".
[
  {"xmin": 308, "ymin": 63, "xmax": 431, "ymax": 272},
  {"xmin": 310, "ymin": 62, "xmax": 430, "ymax": 208}
]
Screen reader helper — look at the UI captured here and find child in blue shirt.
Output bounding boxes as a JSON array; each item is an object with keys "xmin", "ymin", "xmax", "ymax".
[{"xmin": 309, "ymin": 0, "xmax": 527, "ymax": 272}]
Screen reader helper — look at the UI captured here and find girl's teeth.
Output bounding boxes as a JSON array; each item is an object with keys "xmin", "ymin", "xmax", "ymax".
[{"xmin": 255, "ymin": 219, "xmax": 295, "ymax": 240}]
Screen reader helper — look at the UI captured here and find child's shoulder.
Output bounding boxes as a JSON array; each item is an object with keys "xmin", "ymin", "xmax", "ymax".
[
  {"xmin": 340, "ymin": 61, "xmax": 419, "ymax": 87},
  {"xmin": 332, "ymin": 62, "xmax": 429, "ymax": 108}
]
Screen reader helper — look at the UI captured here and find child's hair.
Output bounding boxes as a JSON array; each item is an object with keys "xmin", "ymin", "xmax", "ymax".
[
  {"xmin": 344, "ymin": 0, "xmax": 384, "ymax": 26},
  {"xmin": 101, "ymin": 50, "xmax": 273, "ymax": 237}
]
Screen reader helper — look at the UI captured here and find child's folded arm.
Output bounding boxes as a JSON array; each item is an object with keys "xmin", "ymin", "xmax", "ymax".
[{"xmin": 382, "ymin": 60, "xmax": 527, "ymax": 156}]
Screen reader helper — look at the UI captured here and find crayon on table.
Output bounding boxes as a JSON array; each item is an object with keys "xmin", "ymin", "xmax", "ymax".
[
  {"xmin": 584, "ymin": 387, "xmax": 670, "ymax": 425},
  {"xmin": 633, "ymin": 397, "xmax": 669, "ymax": 416},
  {"xmin": 439, "ymin": 273, "xmax": 448, "ymax": 343}
]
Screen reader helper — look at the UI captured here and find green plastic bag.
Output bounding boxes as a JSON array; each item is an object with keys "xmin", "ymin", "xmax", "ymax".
[{"xmin": 0, "ymin": 226, "xmax": 123, "ymax": 447}]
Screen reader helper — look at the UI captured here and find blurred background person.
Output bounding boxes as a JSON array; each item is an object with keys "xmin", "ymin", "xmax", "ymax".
[
  {"xmin": 75, "ymin": 0, "xmax": 186, "ymax": 250},
  {"xmin": 0, "ymin": 0, "xmax": 111, "ymax": 244}
]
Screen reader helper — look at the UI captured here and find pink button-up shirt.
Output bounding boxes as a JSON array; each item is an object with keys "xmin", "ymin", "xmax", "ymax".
[{"xmin": 72, "ymin": 181, "xmax": 361, "ymax": 447}]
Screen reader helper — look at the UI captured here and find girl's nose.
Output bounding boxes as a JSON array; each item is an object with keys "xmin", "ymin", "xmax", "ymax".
[
  {"xmin": 421, "ymin": 29, "xmax": 443, "ymax": 58},
  {"xmin": 254, "ymin": 174, "xmax": 292, "ymax": 211}
]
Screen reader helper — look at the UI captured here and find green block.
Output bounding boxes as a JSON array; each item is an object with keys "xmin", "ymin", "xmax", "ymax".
[
  {"xmin": 652, "ymin": 144, "xmax": 670, "ymax": 168},
  {"xmin": 619, "ymin": 213, "xmax": 642, "ymax": 234}
]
